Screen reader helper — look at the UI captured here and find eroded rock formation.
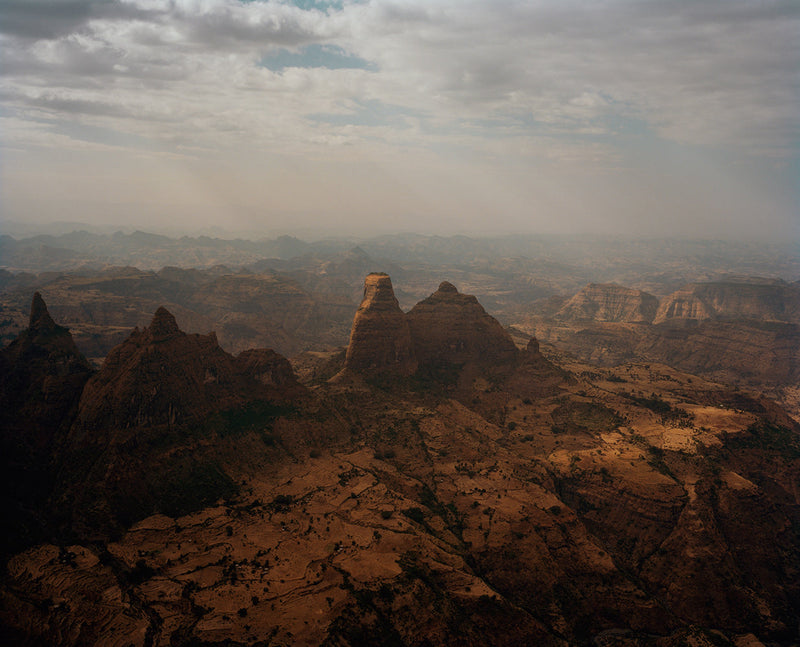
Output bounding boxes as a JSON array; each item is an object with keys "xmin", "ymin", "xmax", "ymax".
[
  {"xmin": 0, "ymin": 293, "xmax": 94, "ymax": 555},
  {"xmin": 343, "ymin": 273, "xmax": 417, "ymax": 377},
  {"xmin": 654, "ymin": 279, "xmax": 800, "ymax": 324},
  {"xmin": 556, "ymin": 282, "xmax": 658, "ymax": 323},
  {"xmin": 57, "ymin": 306, "xmax": 304, "ymax": 535},
  {"xmin": 2, "ymin": 282, "xmax": 800, "ymax": 646},
  {"xmin": 407, "ymin": 281, "xmax": 518, "ymax": 367}
]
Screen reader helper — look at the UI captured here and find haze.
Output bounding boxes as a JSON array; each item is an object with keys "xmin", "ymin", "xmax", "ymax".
[{"xmin": 1, "ymin": 0, "xmax": 798, "ymax": 240}]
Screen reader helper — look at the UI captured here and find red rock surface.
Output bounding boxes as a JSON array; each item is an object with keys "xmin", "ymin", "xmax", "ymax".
[
  {"xmin": 407, "ymin": 281, "xmax": 518, "ymax": 367},
  {"xmin": 343, "ymin": 273, "xmax": 417, "ymax": 377}
]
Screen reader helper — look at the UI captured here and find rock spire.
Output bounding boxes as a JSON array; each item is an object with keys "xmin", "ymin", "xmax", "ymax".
[
  {"xmin": 29, "ymin": 291, "xmax": 59, "ymax": 332},
  {"xmin": 343, "ymin": 273, "xmax": 417, "ymax": 377}
]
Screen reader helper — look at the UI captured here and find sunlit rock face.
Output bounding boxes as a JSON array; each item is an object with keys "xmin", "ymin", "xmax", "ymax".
[
  {"xmin": 407, "ymin": 281, "xmax": 518, "ymax": 368},
  {"xmin": 654, "ymin": 279, "xmax": 800, "ymax": 324},
  {"xmin": 343, "ymin": 273, "xmax": 417, "ymax": 377},
  {"xmin": 556, "ymin": 283, "xmax": 659, "ymax": 323}
]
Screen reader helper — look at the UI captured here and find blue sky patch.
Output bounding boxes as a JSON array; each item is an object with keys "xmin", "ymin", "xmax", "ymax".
[{"xmin": 259, "ymin": 44, "xmax": 375, "ymax": 72}]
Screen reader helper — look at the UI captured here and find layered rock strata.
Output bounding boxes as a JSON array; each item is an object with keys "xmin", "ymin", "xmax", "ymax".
[
  {"xmin": 343, "ymin": 273, "xmax": 417, "ymax": 376},
  {"xmin": 654, "ymin": 279, "xmax": 800, "ymax": 324},
  {"xmin": 556, "ymin": 282, "xmax": 658, "ymax": 323},
  {"xmin": 407, "ymin": 281, "xmax": 518, "ymax": 367}
]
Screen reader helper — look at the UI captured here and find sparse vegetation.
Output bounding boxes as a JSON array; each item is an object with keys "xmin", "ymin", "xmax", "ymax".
[
  {"xmin": 550, "ymin": 400, "xmax": 624, "ymax": 435},
  {"xmin": 623, "ymin": 392, "xmax": 693, "ymax": 425}
]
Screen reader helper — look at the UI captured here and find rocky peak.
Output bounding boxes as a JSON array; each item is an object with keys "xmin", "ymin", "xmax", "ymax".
[
  {"xmin": 437, "ymin": 281, "xmax": 458, "ymax": 294},
  {"xmin": 76, "ymin": 307, "xmax": 303, "ymax": 436},
  {"xmin": 55, "ymin": 308, "xmax": 306, "ymax": 536},
  {"xmin": 5, "ymin": 293, "xmax": 91, "ymax": 376},
  {"xmin": 0, "ymin": 293, "xmax": 93, "ymax": 555},
  {"xmin": 29, "ymin": 291, "xmax": 59, "ymax": 332},
  {"xmin": 360, "ymin": 273, "xmax": 400, "ymax": 312},
  {"xmin": 148, "ymin": 306, "xmax": 181, "ymax": 340},
  {"xmin": 343, "ymin": 273, "xmax": 417, "ymax": 377},
  {"xmin": 407, "ymin": 281, "xmax": 518, "ymax": 367}
]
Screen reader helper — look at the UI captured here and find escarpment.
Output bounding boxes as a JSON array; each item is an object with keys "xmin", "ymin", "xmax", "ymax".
[
  {"xmin": 654, "ymin": 279, "xmax": 800, "ymax": 324},
  {"xmin": 556, "ymin": 283, "xmax": 659, "ymax": 323}
]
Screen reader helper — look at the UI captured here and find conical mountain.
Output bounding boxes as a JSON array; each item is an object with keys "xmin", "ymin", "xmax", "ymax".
[
  {"xmin": 74, "ymin": 306, "xmax": 300, "ymax": 436},
  {"xmin": 0, "ymin": 291, "xmax": 93, "ymax": 446},
  {"xmin": 407, "ymin": 281, "xmax": 518, "ymax": 367},
  {"xmin": 58, "ymin": 307, "xmax": 304, "ymax": 535}
]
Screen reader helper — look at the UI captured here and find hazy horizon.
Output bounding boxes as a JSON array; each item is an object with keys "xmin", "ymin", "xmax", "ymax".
[{"xmin": 2, "ymin": 1, "xmax": 798, "ymax": 242}]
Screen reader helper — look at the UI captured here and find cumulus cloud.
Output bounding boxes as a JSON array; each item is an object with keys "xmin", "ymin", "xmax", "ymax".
[{"xmin": 2, "ymin": 0, "xmax": 797, "ymax": 151}]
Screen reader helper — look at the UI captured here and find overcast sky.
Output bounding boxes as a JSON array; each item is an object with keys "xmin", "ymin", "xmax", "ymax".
[{"xmin": 1, "ymin": 0, "xmax": 798, "ymax": 240}]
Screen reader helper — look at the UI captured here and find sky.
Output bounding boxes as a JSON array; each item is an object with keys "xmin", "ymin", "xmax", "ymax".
[{"xmin": 1, "ymin": 0, "xmax": 798, "ymax": 240}]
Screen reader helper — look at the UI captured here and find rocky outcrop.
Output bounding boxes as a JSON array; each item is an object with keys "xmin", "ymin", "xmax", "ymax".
[
  {"xmin": 654, "ymin": 278, "xmax": 800, "ymax": 324},
  {"xmin": 75, "ymin": 308, "xmax": 268, "ymax": 435},
  {"xmin": 556, "ymin": 283, "xmax": 658, "ymax": 323},
  {"xmin": 0, "ymin": 293, "xmax": 94, "ymax": 555},
  {"xmin": 58, "ymin": 307, "xmax": 304, "ymax": 535},
  {"xmin": 407, "ymin": 281, "xmax": 519, "ymax": 368},
  {"xmin": 0, "ymin": 292, "xmax": 93, "ymax": 437},
  {"xmin": 343, "ymin": 273, "xmax": 417, "ymax": 377}
]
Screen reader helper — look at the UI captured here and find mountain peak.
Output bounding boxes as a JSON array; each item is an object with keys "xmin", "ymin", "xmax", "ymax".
[
  {"xmin": 408, "ymin": 282, "xmax": 517, "ymax": 367},
  {"xmin": 343, "ymin": 273, "xmax": 416, "ymax": 376},
  {"xmin": 148, "ymin": 306, "xmax": 180, "ymax": 339},
  {"xmin": 29, "ymin": 292, "xmax": 58, "ymax": 332},
  {"xmin": 359, "ymin": 273, "xmax": 398, "ymax": 312}
]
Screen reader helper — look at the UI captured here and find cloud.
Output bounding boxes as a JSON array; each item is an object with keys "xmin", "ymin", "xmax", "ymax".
[
  {"xmin": 2, "ymin": 0, "xmax": 797, "ymax": 154},
  {"xmin": 0, "ymin": 0, "xmax": 797, "ymax": 238}
]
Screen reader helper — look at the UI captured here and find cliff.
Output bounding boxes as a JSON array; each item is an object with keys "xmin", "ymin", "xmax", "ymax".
[
  {"xmin": 654, "ymin": 279, "xmax": 800, "ymax": 324},
  {"xmin": 556, "ymin": 282, "xmax": 658, "ymax": 323},
  {"xmin": 0, "ymin": 293, "xmax": 94, "ymax": 555},
  {"xmin": 342, "ymin": 273, "xmax": 417, "ymax": 377}
]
